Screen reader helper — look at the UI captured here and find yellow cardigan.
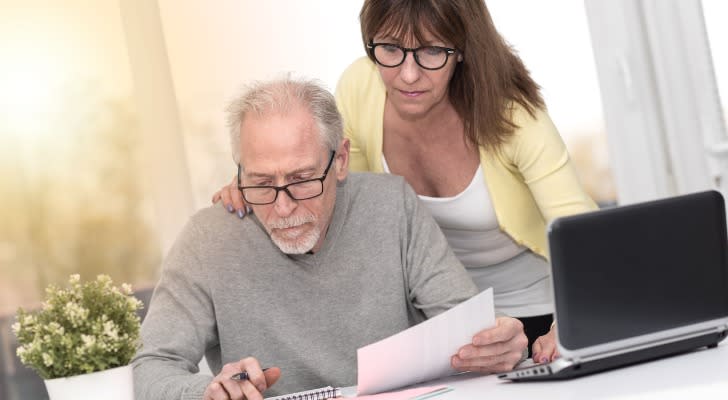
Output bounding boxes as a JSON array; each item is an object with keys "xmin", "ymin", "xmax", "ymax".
[{"xmin": 335, "ymin": 57, "xmax": 597, "ymax": 258}]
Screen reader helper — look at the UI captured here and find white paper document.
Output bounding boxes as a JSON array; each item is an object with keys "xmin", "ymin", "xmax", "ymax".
[{"xmin": 356, "ymin": 288, "xmax": 495, "ymax": 395}]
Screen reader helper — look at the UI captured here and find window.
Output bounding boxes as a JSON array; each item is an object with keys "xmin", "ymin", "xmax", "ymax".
[
  {"xmin": 488, "ymin": 0, "xmax": 615, "ymax": 205},
  {"xmin": 0, "ymin": 2, "xmax": 161, "ymax": 316},
  {"xmin": 703, "ymin": 0, "xmax": 728, "ymax": 136},
  {"xmin": 585, "ymin": 0, "xmax": 726, "ymax": 205}
]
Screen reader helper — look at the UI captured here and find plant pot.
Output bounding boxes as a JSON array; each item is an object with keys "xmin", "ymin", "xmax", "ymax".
[{"xmin": 43, "ymin": 365, "xmax": 134, "ymax": 400}]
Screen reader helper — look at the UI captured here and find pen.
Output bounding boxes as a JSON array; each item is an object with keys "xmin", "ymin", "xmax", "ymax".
[{"xmin": 231, "ymin": 368, "xmax": 270, "ymax": 381}]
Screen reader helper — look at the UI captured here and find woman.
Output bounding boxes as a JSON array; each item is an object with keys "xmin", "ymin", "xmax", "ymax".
[{"xmin": 214, "ymin": 0, "xmax": 597, "ymax": 362}]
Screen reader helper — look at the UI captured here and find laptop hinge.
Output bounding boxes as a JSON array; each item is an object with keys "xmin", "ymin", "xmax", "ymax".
[{"xmin": 578, "ymin": 324, "xmax": 724, "ymax": 363}]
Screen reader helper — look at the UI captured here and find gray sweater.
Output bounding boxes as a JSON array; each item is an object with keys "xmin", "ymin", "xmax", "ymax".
[{"xmin": 133, "ymin": 173, "xmax": 478, "ymax": 400}]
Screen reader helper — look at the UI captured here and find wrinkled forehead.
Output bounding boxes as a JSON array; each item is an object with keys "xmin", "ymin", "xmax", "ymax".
[{"xmin": 239, "ymin": 107, "xmax": 324, "ymax": 166}]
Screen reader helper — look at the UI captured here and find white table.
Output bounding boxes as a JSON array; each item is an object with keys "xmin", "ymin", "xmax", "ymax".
[{"xmin": 345, "ymin": 341, "xmax": 728, "ymax": 399}]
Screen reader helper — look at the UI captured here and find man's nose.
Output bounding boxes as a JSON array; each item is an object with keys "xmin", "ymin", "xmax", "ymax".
[{"xmin": 273, "ymin": 189, "xmax": 297, "ymax": 217}]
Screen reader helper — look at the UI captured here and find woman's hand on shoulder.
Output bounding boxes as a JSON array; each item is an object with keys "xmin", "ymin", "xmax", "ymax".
[{"xmin": 212, "ymin": 176, "xmax": 250, "ymax": 219}]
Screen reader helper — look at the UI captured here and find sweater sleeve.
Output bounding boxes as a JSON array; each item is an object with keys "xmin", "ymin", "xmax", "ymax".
[
  {"xmin": 397, "ymin": 179, "xmax": 479, "ymax": 318},
  {"xmin": 505, "ymin": 107, "xmax": 598, "ymax": 222},
  {"xmin": 132, "ymin": 218, "xmax": 217, "ymax": 400}
]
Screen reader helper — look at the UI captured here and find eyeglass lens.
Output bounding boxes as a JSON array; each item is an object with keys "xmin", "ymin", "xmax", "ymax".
[
  {"xmin": 372, "ymin": 44, "xmax": 451, "ymax": 69},
  {"xmin": 238, "ymin": 151, "xmax": 336, "ymax": 205},
  {"xmin": 243, "ymin": 180, "xmax": 323, "ymax": 204}
]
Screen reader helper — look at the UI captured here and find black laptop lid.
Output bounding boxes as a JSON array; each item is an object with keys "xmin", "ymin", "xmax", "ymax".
[{"xmin": 549, "ymin": 190, "xmax": 728, "ymax": 351}]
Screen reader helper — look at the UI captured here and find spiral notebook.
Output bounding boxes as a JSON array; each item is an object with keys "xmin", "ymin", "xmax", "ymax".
[
  {"xmin": 265, "ymin": 385, "xmax": 341, "ymax": 400},
  {"xmin": 265, "ymin": 384, "xmax": 450, "ymax": 400}
]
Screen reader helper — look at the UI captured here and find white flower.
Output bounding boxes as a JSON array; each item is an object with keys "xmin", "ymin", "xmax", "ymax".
[
  {"xmin": 97, "ymin": 274, "xmax": 112, "ymax": 288},
  {"xmin": 28, "ymin": 341, "xmax": 41, "ymax": 353},
  {"xmin": 48, "ymin": 322, "xmax": 64, "ymax": 336},
  {"xmin": 64, "ymin": 301, "xmax": 89, "ymax": 327},
  {"xmin": 42, "ymin": 352, "xmax": 54, "ymax": 367},
  {"xmin": 81, "ymin": 334, "xmax": 96, "ymax": 349},
  {"xmin": 127, "ymin": 296, "xmax": 142, "ymax": 310},
  {"xmin": 11, "ymin": 322, "xmax": 20, "ymax": 334},
  {"xmin": 121, "ymin": 283, "xmax": 133, "ymax": 295},
  {"xmin": 103, "ymin": 320, "xmax": 119, "ymax": 340},
  {"xmin": 69, "ymin": 274, "xmax": 80, "ymax": 284}
]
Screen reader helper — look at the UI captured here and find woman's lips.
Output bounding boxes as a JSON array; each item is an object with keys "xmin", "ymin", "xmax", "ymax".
[{"xmin": 399, "ymin": 89, "xmax": 424, "ymax": 98}]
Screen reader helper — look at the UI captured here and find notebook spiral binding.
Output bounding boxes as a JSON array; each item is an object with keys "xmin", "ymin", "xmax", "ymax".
[{"xmin": 265, "ymin": 385, "xmax": 342, "ymax": 400}]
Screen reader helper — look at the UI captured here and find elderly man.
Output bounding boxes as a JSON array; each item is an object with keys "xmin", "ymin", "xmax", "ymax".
[{"xmin": 133, "ymin": 77, "xmax": 527, "ymax": 400}]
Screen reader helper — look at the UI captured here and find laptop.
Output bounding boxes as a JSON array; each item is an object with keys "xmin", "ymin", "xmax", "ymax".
[{"xmin": 499, "ymin": 190, "xmax": 728, "ymax": 381}]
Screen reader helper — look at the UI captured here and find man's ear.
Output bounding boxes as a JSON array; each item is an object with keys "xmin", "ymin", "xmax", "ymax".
[{"xmin": 335, "ymin": 138, "xmax": 350, "ymax": 181}]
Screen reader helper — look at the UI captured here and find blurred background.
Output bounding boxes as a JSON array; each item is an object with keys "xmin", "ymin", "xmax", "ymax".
[{"xmin": 0, "ymin": 2, "xmax": 726, "ymax": 397}]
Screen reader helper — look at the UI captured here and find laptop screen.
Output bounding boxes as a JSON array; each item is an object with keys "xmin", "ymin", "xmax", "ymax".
[{"xmin": 549, "ymin": 190, "xmax": 728, "ymax": 350}]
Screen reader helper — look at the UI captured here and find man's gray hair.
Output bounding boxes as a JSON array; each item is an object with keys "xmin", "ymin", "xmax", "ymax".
[{"xmin": 226, "ymin": 76, "xmax": 343, "ymax": 165}]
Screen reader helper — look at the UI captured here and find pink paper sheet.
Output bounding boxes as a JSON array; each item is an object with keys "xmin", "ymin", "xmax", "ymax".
[{"xmin": 350, "ymin": 385, "xmax": 449, "ymax": 400}]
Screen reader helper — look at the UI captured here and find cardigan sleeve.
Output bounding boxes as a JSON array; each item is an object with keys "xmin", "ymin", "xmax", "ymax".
[
  {"xmin": 335, "ymin": 59, "xmax": 371, "ymax": 173},
  {"xmin": 335, "ymin": 57, "xmax": 387, "ymax": 173},
  {"xmin": 503, "ymin": 106, "xmax": 598, "ymax": 223}
]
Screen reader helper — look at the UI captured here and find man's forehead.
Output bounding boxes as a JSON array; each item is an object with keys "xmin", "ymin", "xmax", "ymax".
[
  {"xmin": 240, "ymin": 138, "xmax": 328, "ymax": 177},
  {"xmin": 241, "ymin": 106, "xmax": 317, "ymax": 145},
  {"xmin": 241, "ymin": 150, "xmax": 325, "ymax": 177},
  {"xmin": 243, "ymin": 109, "xmax": 315, "ymax": 144}
]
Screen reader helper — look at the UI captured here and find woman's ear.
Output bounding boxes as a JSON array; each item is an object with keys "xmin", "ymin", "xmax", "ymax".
[{"xmin": 457, "ymin": 53, "xmax": 463, "ymax": 62}]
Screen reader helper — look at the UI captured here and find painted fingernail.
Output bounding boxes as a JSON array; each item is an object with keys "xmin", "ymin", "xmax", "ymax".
[
  {"xmin": 246, "ymin": 205, "xmax": 253, "ymax": 214},
  {"xmin": 227, "ymin": 204, "xmax": 234, "ymax": 213},
  {"xmin": 540, "ymin": 357, "xmax": 549, "ymax": 363},
  {"xmin": 237, "ymin": 209, "xmax": 246, "ymax": 219}
]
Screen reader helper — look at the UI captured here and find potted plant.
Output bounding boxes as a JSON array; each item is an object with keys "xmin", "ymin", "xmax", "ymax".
[{"xmin": 12, "ymin": 274, "xmax": 143, "ymax": 400}]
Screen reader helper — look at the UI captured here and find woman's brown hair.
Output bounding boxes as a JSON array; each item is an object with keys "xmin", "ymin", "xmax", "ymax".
[{"xmin": 360, "ymin": 0, "xmax": 544, "ymax": 152}]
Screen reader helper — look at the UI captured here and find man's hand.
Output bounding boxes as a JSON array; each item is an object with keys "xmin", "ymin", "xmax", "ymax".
[
  {"xmin": 532, "ymin": 324, "xmax": 560, "ymax": 364},
  {"xmin": 203, "ymin": 357, "xmax": 281, "ymax": 400},
  {"xmin": 451, "ymin": 316, "xmax": 527, "ymax": 374}
]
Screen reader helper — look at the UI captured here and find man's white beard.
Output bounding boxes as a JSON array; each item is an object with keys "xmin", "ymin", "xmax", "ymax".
[{"xmin": 266, "ymin": 214, "xmax": 319, "ymax": 254}]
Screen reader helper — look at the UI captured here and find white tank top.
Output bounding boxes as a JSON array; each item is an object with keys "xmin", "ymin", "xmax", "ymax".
[{"xmin": 382, "ymin": 155, "xmax": 553, "ymax": 317}]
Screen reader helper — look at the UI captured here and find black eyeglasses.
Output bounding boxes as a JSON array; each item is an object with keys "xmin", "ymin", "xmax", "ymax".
[
  {"xmin": 237, "ymin": 151, "xmax": 336, "ymax": 205},
  {"xmin": 367, "ymin": 42, "xmax": 458, "ymax": 70}
]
